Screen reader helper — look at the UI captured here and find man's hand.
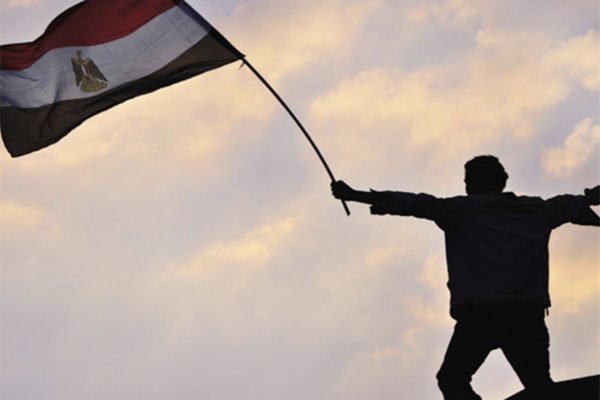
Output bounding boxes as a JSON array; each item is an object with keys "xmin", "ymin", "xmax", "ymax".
[
  {"xmin": 584, "ymin": 186, "xmax": 600, "ymax": 205},
  {"xmin": 331, "ymin": 180, "xmax": 355, "ymax": 201}
]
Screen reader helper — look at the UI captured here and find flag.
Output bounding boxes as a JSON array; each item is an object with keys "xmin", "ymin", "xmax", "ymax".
[{"xmin": 0, "ymin": 0, "xmax": 244, "ymax": 157}]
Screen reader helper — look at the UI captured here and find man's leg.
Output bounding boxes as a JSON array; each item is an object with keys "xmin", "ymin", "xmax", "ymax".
[
  {"xmin": 500, "ymin": 308, "xmax": 553, "ymax": 397},
  {"xmin": 436, "ymin": 318, "xmax": 492, "ymax": 400}
]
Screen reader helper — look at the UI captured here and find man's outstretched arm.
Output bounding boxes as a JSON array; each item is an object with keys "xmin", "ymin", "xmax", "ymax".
[
  {"xmin": 546, "ymin": 185, "xmax": 600, "ymax": 227},
  {"xmin": 330, "ymin": 181, "xmax": 393, "ymax": 205},
  {"xmin": 330, "ymin": 180, "xmax": 445, "ymax": 223}
]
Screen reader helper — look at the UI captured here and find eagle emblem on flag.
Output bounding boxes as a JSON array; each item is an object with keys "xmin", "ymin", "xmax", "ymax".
[{"xmin": 71, "ymin": 50, "xmax": 108, "ymax": 93}]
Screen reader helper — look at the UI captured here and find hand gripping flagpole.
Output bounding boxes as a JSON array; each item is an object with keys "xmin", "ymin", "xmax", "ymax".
[{"xmin": 241, "ymin": 58, "xmax": 351, "ymax": 216}]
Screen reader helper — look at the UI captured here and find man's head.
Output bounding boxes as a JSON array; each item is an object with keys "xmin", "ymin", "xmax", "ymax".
[{"xmin": 464, "ymin": 155, "xmax": 508, "ymax": 195}]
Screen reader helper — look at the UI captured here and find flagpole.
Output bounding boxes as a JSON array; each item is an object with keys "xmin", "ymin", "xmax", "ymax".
[{"xmin": 241, "ymin": 58, "xmax": 351, "ymax": 216}]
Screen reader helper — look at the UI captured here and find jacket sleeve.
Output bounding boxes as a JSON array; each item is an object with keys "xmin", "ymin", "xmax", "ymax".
[
  {"xmin": 544, "ymin": 194, "xmax": 600, "ymax": 228},
  {"xmin": 370, "ymin": 191, "xmax": 443, "ymax": 221}
]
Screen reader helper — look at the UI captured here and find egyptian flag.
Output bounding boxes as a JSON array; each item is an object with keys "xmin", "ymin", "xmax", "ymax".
[{"xmin": 0, "ymin": 0, "xmax": 244, "ymax": 157}]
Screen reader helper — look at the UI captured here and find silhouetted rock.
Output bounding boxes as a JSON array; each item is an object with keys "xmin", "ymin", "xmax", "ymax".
[{"xmin": 505, "ymin": 375, "xmax": 599, "ymax": 399}]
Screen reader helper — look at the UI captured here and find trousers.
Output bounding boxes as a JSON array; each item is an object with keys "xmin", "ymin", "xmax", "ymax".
[{"xmin": 436, "ymin": 304, "xmax": 553, "ymax": 400}]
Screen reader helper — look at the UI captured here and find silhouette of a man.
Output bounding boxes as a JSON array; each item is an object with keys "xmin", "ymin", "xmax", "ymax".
[{"xmin": 331, "ymin": 155, "xmax": 599, "ymax": 400}]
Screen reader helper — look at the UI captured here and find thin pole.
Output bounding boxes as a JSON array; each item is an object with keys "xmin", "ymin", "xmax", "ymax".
[{"xmin": 241, "ymin": 58, "xmax": 350, "ymax": 216}]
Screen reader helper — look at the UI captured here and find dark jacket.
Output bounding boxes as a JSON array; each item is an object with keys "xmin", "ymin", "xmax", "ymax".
[{"xmin": 371, "ymin": 192, "xmax": 599, "ymax": 309}]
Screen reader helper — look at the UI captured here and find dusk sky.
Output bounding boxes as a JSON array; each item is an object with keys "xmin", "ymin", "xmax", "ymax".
[{"xmin": 1, "ymin": 1, "xmax": 599, "ymax": 399}]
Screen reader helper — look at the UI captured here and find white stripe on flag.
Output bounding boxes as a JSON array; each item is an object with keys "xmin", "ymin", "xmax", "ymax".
[{"xmin": 1, "ymin": 4, "xmax": 208, "ymax": 109}]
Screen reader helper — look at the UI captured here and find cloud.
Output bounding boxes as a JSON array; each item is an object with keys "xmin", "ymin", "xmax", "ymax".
[
  {"xmin": 3, "ymin": 0, "xmax": 41, "ymax": 8},
  {"xmin": 148, "ymin": 214, "xmax": 307, "ymax": 342},
  {"xmin": 407, "ymin": 253, "xmax": 452, "ymax": 327},
  {"xmin": 175, "ymin": 214, "xmax": 303, "ymax": 277},
  {"xmin": 420, "ymin": 0, "xmax": 599, "ymax": 32},
  {"xmin": 548, "ymin": 227, "xmax": 600, "ymax": 314},
  {"xmin": 229, "ymin": 0, "xmax": 382, "ymax": 82},
  {"xmin": 542, "ymin": 118, "xmax": 600, "ymax": 177},
  {"xmin": 0, "ymin": 201, "xmax": 46, "ymax": 228},
  {"xmin": 546, "ymin": 29, "xmax": 599, "ymax": 91},
  {"xmin": 309, "ymin": 28, "xmax": 598, "ymax": 180},
  {"xmin": 405, "ymin": 0, "xmax": 486, "ymax": 27},
  {"xmin": 333, "ymin": 339, "xmax": 436, "ymax": 400}
]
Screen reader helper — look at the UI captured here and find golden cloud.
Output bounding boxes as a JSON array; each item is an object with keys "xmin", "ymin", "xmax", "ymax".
[
  {"xmin": 229, "ymin": 0, "xmax": 382, "ymax": 82},
  {"xmin": 549, "ymin": 29, "xmax": 599, "ymax": 90},
  {"xmin": 412, "ymin": 254, "xmax": 451, "ymax": 325},
  {"xmin": 549, "ymin": 232, "xmax": 599, "ymax": 314},
  {"xmin": 0, "ymin": 201, "xmax": 46, "ymax": 228},
  {"xmin": 309, "ymin": 29, "xmax": 597, "ymax": 174},
  {"xmin": 142, "ymin": 214, "xmax": 306, "ymax": 342},
  {"xmin": 542, "ymin": 118, "xmax": 600, "ymax": 177},
  {"xmin": 175, "ymin": 214, "xmax": 303, "ymax": 277}
]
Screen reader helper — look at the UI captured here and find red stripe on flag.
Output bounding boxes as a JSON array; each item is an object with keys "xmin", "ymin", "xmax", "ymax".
[{"xmin": 0, "ymin": 0, "xmax": 179, "ymax": 71}]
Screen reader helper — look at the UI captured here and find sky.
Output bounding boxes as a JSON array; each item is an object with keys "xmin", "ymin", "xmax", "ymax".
[{"xmin": 0, "ymin": 0, "xmax": 599, "ymax": 399}]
